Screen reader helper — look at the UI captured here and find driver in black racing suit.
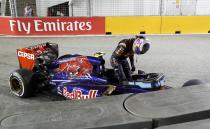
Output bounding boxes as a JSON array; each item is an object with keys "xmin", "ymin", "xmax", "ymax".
[{"xmin": 110, "ymin": 35, "xmax": 150, "ymax": 84}]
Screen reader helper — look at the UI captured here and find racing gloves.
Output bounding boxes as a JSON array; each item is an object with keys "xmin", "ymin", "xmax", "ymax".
[{"xmin": 131, "ymin": 65, "xmax": 136, "ymax": 72}]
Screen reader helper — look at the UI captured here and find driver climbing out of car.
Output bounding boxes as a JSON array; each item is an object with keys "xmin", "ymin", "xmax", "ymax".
[{"xmin": 110, "ymin": 35, "xmax": 150, "ymax": 84}]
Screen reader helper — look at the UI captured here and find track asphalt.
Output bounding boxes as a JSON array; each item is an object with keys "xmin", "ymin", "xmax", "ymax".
[{"xmin": 0, "ymin": 35, "xmax": 210, "ymax": 129}]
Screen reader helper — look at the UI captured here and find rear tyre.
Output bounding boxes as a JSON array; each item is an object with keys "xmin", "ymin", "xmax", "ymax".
[
  {"xmin": 9, "ymin": 69, "xmax": 36, "ymax": 98},
  {"xmin": 182, "ymin": 79, "xmax": 204, "ymax": 87}
]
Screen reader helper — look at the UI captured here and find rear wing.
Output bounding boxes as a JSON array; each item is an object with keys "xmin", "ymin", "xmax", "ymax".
[{"xmin": 17, "ymin": 43, "xmax": 58, "ymax": 71}]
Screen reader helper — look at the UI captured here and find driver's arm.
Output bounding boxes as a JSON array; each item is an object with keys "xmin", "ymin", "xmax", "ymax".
[{"xmin": 129, "ymin": 55, "xmax": 135, "ymax": 72}]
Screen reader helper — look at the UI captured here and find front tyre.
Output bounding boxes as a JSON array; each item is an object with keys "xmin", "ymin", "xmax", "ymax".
[{"xmin": 9, "ymin": 69, "xmax": 36, "ymax": 98}]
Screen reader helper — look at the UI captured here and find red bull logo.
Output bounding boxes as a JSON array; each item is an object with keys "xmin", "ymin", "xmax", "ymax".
[{"xmin": 63, "ymin": 87, "xmax": 98, "ymax": 100}]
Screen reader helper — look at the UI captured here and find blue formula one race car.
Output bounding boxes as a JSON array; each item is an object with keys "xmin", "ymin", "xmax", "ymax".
[{"xmin": 9, "ymin": 42, "xmax": 169, "ymax": 100}]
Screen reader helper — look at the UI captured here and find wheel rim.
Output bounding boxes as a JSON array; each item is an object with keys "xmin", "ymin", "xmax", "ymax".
[{"xmin": 10, "ymin": 77, "xmax": 23, "ymax": 96}]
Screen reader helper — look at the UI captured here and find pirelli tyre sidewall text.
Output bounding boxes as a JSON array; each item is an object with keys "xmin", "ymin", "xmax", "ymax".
[{"xmin": 9, "ymin": 69, "xmax": 35, "ymax": 98}]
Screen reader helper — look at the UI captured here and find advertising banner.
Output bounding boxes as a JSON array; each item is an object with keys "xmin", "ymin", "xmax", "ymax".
[{"xmin": 0, "ymin": 17, "xmax": 105, "ymax": 35}]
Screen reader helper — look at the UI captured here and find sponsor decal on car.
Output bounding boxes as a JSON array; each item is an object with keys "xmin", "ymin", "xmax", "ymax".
[
  {"xmin": 59, "ymin": 56, "xmax": 93, "ymax": 77},
  {"xmin": 17, "ymin": 51, "xmax": 34, "ymax": 60},
  {"xmin": 63, "ymin": 87, "xmax": 98, "ymax": 100}
]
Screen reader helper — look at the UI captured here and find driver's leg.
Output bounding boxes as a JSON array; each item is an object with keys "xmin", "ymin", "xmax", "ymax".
[
  {"xmin": 121, "ymin": 60, "xmax": 132, "ymax": 81},
  {"xmin": 110, "ymin": 56, "xmax": 128, "ymax": 84},
  {"xmin": 117, "ymin": 63, "xmax": 127, "ymax": 82}
]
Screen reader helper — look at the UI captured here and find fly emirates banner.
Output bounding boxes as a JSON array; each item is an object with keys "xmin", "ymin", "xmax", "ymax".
[{"xmin": 0, "ymin": 17, "xmax": 105, "ymax": 35}]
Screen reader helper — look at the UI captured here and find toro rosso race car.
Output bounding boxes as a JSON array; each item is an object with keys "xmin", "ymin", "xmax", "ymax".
[{"xmin": 9, "ymin": 42, "xmax": 169, "ymax": 100}]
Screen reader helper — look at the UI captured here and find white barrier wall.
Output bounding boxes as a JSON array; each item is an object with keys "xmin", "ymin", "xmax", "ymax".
[
  {"xmin": 92, "ymin": 0, "xmax": 160, "ymax": 16},
  {"xmin": 92, "ymin": 0, "xmax": 135, "ymax": 16},
  {"xmin": 0, "ymin": 1, "xmax": 2, "ymax": 15},
  {"xmin": 196, "ymin": 0, "xmax": 210, "ymax": 15},
  {"xmin": 180, "ymin": 0, "xmax": 197, "ymax": 15},
  {"xmin": 137, "ymin": 0, "xmax": 160, "ymax": 15},
  {"xmin": 34, "ymin": 0, "xmax": 210, "ymax": 17},
  {"xmin": 72, "ymin": 0, "xmax": 88, "ymax": 16},
  {"xmin": 36, "ymin": 0, "xmax": 89, "ymax": 16},
  {"xmin": 36, "ymin": 0, "xmax": 69, "ymax": 16}
]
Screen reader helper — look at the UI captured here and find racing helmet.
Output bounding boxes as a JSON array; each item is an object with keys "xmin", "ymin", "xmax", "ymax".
[{"xmin": 133, "ymin": 35, "xmax": 150, "ymax": 55}]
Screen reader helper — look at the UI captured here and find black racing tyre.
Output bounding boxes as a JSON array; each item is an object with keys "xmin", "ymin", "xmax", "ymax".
[
  {"xmin": 9, "ymin": 69, "xmax": 36, "ymax": 98},
  {"xmin": 182, "ymin": 79, "xmax": 204, "ymax": 87}
]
